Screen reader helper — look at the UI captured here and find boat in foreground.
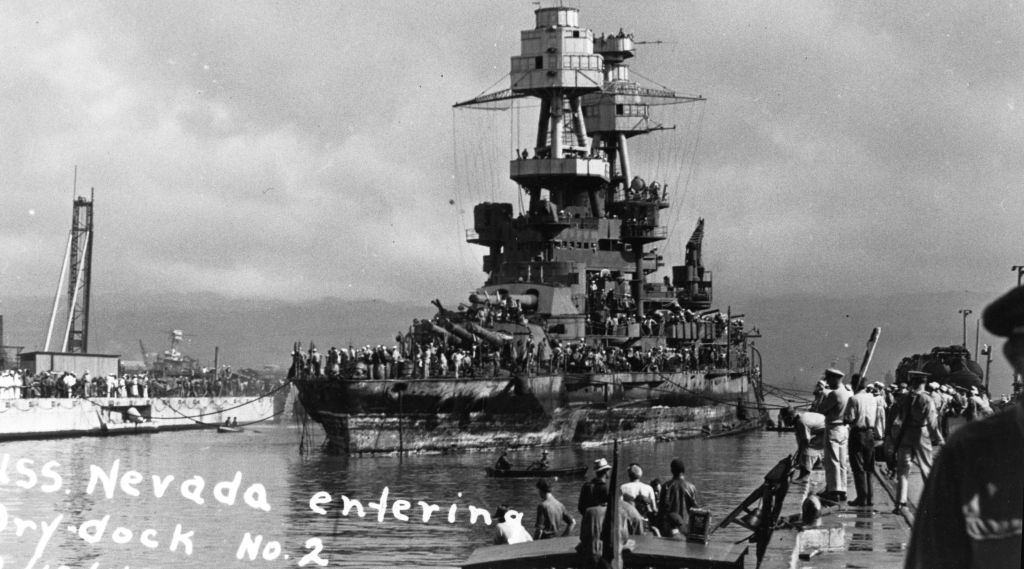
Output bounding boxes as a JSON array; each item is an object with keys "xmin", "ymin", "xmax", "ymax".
[{"xmin": 462, "ymin": 535, "xmax": 747, "ymax": 569}]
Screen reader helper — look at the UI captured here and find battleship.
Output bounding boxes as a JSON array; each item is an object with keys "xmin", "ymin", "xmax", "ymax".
[{"xmin": 292, "ymin": 6, "xmax": 768, "ymax": 454}]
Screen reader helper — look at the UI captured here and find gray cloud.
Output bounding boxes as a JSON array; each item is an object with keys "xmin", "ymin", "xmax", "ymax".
[{"xmin": 2, "ymin": 0, "xmax": 1021, "ymax": 308}]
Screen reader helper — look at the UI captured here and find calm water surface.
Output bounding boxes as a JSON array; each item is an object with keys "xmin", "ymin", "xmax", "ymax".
[{"xmin": 1, "ymin": 424, "xmax": 797, "ymax": 568}]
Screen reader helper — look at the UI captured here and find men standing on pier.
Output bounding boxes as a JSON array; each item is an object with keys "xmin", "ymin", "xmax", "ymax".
[
  {"xmin": 534, "ymin": 478, "xmax": 575, "ymax": 539},
  {"xmin": 578, "ymin": 458, "xmax": 612, "ymax": 513},
  {"xmin": 493, "ymin": 505, "xmax": 533, "ymax": 545},
  {"xmin": 577, "ymin": 484, "xmax": 610, "ymax": 568},
  {"xmin": 907, "ymin": 287, "xmax": 1024, "ymax": 568},
  {"xmin": 620, "ymin": 463, "xmax": 658, "ymax": 522},
  {"xmin": 657, "ymin": 458, "xmax": 701, "ymax": 536},
  {"xmin": 892, "ymin": 370, "xmax": 942, "ymax": 513},
  {"xmin": 816, "ymin": 368, "xmax": 851, "ymax": 502},
  {"xmin": 792, "ymin": 407, "xmax": 826, "ymax": 481},
  {"xmin": 845, "ymin": 374, "xmax": 879, "ymax": 506}
]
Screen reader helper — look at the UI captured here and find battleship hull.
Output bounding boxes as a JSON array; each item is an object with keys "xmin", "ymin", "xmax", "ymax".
[{"xmin": 293, "ymin": 369, "xmax": 752, "ymax": 454}]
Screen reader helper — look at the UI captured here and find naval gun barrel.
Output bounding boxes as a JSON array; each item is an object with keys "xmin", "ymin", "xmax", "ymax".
[
  {"xmin": 469, "ymin": 291, "xmax": 538, "ymax": 309},
  {"xmin": 439, "ymin": 320, "xmax": 479, "ymax": 345},
  {"xmin": 439, "ymin": 320, "xmax": 513, "ymax": 347},
  {"xmin": 423, "ymin": 321, "xmax": 455, "ymax": 344},
  {"xmin": 464, "ymin": 322, "xmax": 513, "ymax": 346}
]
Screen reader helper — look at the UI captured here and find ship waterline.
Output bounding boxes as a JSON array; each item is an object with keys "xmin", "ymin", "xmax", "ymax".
[
  {"xmin": 296, "ymin": 369, "xmax": 752, "ymax": 454},
  {"xmin": 292, "ymin": 5, "xmax": 766, "ymax": 453}
]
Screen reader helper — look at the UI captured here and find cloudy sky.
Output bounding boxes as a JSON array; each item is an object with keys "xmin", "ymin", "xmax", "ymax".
[{"xmin": 1, "ymin": 2, "xmax": 1022, "ymax": 349}]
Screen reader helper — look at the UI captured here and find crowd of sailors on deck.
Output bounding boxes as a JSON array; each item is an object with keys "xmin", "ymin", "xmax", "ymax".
[
  {"xmin": 0, "ymin": 368, "xmax": 274, "ymax": 400},
  {"xmin": 289, "ymin": 336, "xmax": 748, "ymax": 381},
  {"xmin": 290, "ymin": 291, "xmax": 749, "ymax": 381},
  {"xmin": 588, "ymin": 298, "xmax": 745, "ymax": 341},
  {"xmin": 489, "ymin": 453, "xmax": 705, "ymax": 562},
  {"xmin": 785, "ymin": 360, "xmax": 1003, "ymax": 511}
]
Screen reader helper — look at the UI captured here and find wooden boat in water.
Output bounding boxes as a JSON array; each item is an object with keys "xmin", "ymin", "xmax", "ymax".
[
  {"xmin": 764, "ymin": 425, "xmax": 795, "ymax": 433},
  {"xmin": 99, "ymin": 421, "xmax": 159, "ymax": 436},
  {"xmin": 217, "ymin": 425, "xmax": 244, "ymax": 433},
  {"xmin": 702, "ymin": 419, "xmax": 763, "ymax": 439},
  {"xmin": 486, "ymin": 465, "xmax": 588, "ymax": 478}
]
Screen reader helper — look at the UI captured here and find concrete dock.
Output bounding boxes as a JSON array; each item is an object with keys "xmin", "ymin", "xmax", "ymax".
[{"xmin": 760, "ymin": 464, "xmax": 922, "ymax": 569}]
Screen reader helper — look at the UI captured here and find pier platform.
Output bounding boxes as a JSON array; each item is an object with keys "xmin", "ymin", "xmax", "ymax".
[
  {"xmin": 759, "ymin": 465, "xmax": 917, "ymax": 569},
  {"xmin": 0, "ymin": 395, "xmax": 278, "ymax": 441}
]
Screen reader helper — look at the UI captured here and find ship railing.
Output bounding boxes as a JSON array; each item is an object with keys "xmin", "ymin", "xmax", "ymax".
[
  {"xmin": 642, "ymin": 290, "xmax": 677, "ymax": 301},
  {"xmin": 620, "ymin": 225, "xmax": 668, "ymax": 239},
  {"xmin": 565, "ymin": 217, "xmax": 600, "ymax": 230}
]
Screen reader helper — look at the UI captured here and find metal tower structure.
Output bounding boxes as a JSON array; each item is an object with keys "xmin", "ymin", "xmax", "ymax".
[
  {"xmin": 44, "ymin": 190, "xmax": 94, "ymax": 353},
  {"xmin": 455, "ymin": 7, "xmax": 704, "ymax": 325}
]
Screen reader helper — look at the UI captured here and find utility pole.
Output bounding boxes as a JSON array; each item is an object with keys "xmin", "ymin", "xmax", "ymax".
[
  {"xmin": 958, "ymin": 309, "xmax": 972, "ymax": 349},
  {"xmin": 1013, "ymin": 265, "xmax": 1024, "ymax": 287},
  {"xmin": 974, "ymin": 320, "xmax": 980, "ymax": 358},
  {"xmin": 981, "ymin": 344, "xmax": 992, "ymax": 392}
]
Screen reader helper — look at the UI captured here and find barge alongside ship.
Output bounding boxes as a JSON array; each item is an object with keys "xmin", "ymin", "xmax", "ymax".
[
  {"xmin": 0, "ymin": 393, "xmax": 280, "ymax": 441},
  {"xmin": 293, "ymin": 6, "xmax": 767, "ymax": 454}
]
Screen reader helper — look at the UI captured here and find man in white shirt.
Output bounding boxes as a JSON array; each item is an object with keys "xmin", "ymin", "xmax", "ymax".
[
  {"xmin": 817, "ymin": 368, "xmax": 852, "ymax": 502},
  {"xmin": 845, "ymin": 374, "xmax": 879, "ymax": 506},
  {"xmin": 493, "ymin": 505, "xmax": 533, "ymax": 545},
  {"xmin": 620, "ymin": 463, "xmax": 658, "ymax": 522}
]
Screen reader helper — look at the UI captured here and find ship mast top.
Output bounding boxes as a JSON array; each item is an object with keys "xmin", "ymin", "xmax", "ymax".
[{"xmin": 456, "ymin": 6, "xmax": 711, "ymax": 332}]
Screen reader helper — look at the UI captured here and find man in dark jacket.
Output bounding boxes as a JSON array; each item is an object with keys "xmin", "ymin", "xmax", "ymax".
[
  {"xmin": 906, "ymin": 287, "xmax": 1023, "ymax": 568},
  {"xmin": 657, "ymin": 457, "xmax": 701, "ymax": 536},
  {"xmin": 578, "ymin": 457, "xmax": 612, "ymax": 514}
]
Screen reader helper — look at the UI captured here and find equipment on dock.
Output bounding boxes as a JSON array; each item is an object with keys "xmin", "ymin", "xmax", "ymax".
[{"xmin": 713, "ymin": 455, "xmax": 795, "ymax": 566}]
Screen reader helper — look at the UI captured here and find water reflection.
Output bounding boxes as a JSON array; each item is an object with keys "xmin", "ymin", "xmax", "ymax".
[{"xmin": 1, "ymin": 426, "xmax": 794, "ymax": 568}]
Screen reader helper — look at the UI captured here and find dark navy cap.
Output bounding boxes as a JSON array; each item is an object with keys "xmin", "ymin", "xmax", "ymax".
[{"xmin": 983, "ymin": 287, "xmax": 1024, "ymax": 337}]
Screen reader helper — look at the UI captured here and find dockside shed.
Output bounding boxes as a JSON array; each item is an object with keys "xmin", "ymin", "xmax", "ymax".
[{"xmin": 18, "ymin": 351, "xmax": 121, "ymax": 377}]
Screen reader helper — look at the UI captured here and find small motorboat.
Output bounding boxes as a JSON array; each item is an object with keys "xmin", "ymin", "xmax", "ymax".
[
  {"xmin": 702, "ymin": 419, "xmax": 762, "ymax": 439},
  {"xmin": 485, "ymin": 465, "xmax": 588, "ymax": 478}
]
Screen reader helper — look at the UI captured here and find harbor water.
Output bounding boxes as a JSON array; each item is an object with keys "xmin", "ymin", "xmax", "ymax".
[{"xmin": 0, "ymin": 424, "xmax": 801, "ymax": 568}]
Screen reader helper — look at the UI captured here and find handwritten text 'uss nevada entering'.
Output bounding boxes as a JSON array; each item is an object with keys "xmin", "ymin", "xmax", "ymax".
[{"xmin": 2, "ymin": 453, "xmax": 507, "ymax": 569}]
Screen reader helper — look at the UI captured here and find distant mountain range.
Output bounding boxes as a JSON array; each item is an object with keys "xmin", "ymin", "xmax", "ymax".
[{"xmin": 1, "ymin": 289, "xmax": 1016, "ymax": 397}]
